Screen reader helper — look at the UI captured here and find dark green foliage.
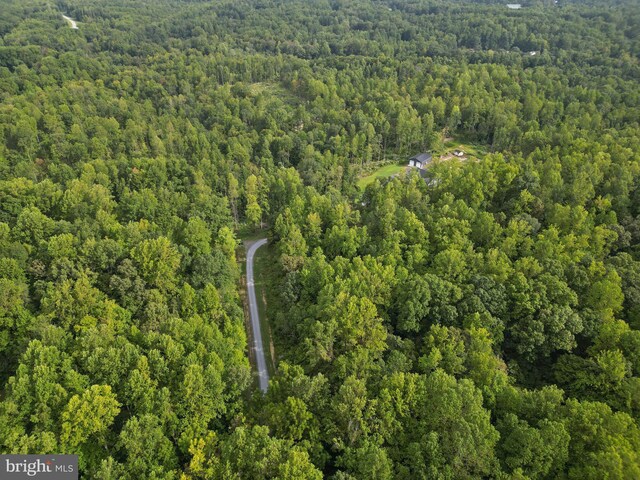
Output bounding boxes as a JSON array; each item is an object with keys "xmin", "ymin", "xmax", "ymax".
[{"xmin": 1, "ymin": 0, "xmax": 640, "ymax": 477}]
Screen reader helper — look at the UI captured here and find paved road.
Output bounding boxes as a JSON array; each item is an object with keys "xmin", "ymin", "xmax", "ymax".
[
  {"xmin": 246, "ymin": 238, "xmax": 269, "ymax": 392},
  {"xmin": 62, "ymin": 14, "xmax": 79, "ymax": 29}
]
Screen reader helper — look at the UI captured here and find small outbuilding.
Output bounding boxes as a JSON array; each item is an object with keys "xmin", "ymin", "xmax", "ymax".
[{"xmin": 408, "ymin": 152, "xmax": 432, "ymax": 170}]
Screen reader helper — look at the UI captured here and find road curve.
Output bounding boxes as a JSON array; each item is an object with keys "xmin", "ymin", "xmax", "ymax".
[
  {"xmin": 246, "ymin": 238, "xmax": 269, "ymax": 392},
  {"xmin": 62, "ymin": 14, "xmax": 79, "ymax": 29}
]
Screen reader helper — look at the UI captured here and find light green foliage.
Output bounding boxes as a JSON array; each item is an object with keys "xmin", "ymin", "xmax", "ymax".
[
  {"xmin": 420, "ymin": 370, "xmax": 500, "ymax": 477},
  {"xmin": 119, "ymin": 414, "xmax": 178, "ymax": 479},
  {"xmin": 184, "ymin": 217, "xmax": 212, "ymax": 257},
  {"xmin": 13, "ymin": 206, "xmax": 55, "ymax": 246},
  {"xmin": 1, "ymin": 0, "xmax": 640, "ymax": 477},
  {"xmin": 245, "ymin": 174, "xmax": 263, "ymax": 228},
  {"xmin": 40, "ymin": 273, "xmax": 104, "ymax": 330},
  {"xmin": 420, "ymin": 324, "xmax": 466, "ymax": 375},
  {"xmin": 131, "ymin": 236, "xmax": 181, "ymax": 292},
  {"xmin": 497, "ymin": 414, "xmax": 569, "ymax": 478},
  {"xmin": 214, "ymin": 425, "xmax": 323, "ymax": 480},
  {"xmin": 216, "ymin": 226, "xmax": 237, "ymax": 266},
  {"xmin": 0, "ymin": 261, "xmax": 32, "ymax": 362},
  {"xmin": 276, "ymin": 449, "xmax": 323, "ymax": 480},
  {"xmin": 563, "ymin": 400, "xmax": 640, "ymax": 479},
  {"xmin": 394, "ymin": 274, "xmax": 432, "ymax": 334},
  {"xmin": 338, "ymin": 441, "xmax": 393, "ymax": 479},
  {"xmin": 60, "ymin": 385, "xmax": 120, "ymax": 450},
  {"xmin": 0, "ymin": 341, "xmax": 85, "ymax": 450}
]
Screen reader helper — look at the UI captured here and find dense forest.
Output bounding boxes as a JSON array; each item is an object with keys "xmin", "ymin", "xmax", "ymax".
[{"xmin": 1, "ymin": 0, "xmax": 640, "ymax": 478}]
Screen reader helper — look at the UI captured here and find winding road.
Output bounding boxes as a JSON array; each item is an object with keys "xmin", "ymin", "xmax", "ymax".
[
  {"xmin": 246, "ymin": 238, "xmax": 269, "ymax": 392},
  {"xmin": 62, "ymin": 14, "xmax": 79, "ymax": 29}
]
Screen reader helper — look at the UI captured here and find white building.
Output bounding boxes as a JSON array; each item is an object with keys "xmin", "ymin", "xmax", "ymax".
[{"xmin": 408, "ymin": 152, "xmax": 433, "ymax": 170}]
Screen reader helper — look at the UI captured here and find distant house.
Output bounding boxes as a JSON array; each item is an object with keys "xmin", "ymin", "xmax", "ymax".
[
  {"xmin": 506, "ymin": 4, "xmax": 522, "ymax": 9},
  {"xmin": 408, "ymin": 152, "xmax": 432, "ymax": 170}
]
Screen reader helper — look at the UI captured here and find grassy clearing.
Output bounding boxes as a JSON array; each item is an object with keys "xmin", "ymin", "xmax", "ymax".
[
  {"xmin": 441, "ymin": 136, "xmax": 488, "ymax": 159},
  {"xmin": 248, "ymin": 82, "xmax": 300, "ymax": 105},
  {"xmin": 356, "ymin": 136, "xmax": 488, "ymax": 191},
  {"xmin": 357, "ymin": 162, "xmax": 407, "ymax": 189},
  {"xmin": 236, "ymin": 223, "xmax": 268, "ymax": 242}
]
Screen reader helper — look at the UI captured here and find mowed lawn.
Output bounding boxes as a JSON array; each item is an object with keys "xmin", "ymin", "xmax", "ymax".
[
  {"xmin": 441, "ymin": 137, "xmax": 488, "ymax": 159},
  {"xmin": 357, "ymin": 163, "xmax": 406, "ymax": 189}
]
